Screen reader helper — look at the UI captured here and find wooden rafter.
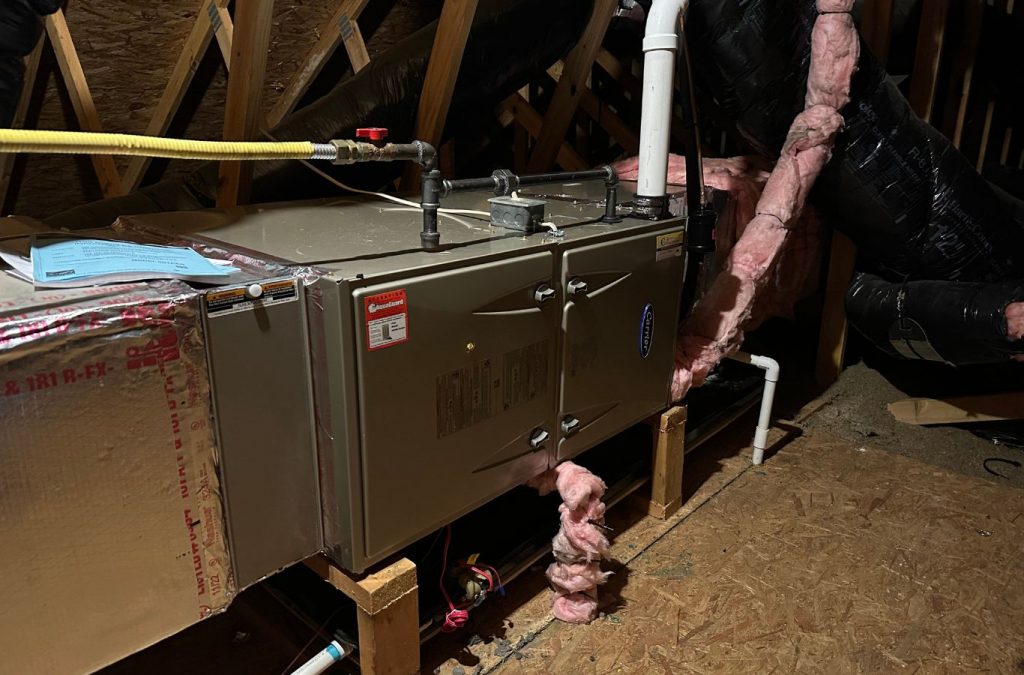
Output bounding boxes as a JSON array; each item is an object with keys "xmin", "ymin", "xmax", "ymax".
[
  {"xmin": 266, "ymin": 0, "xmax": 371, "ymax": 129},
  {"xmin": 908, "ymin": 0, "xmax": 949, "ymax": 123},
  {"xmin": 499, "ymin": 93, "xmax": 587, "ymax": 171},
  {"xmin": 217, "ymin": 0, "xmax": 275, "ymax": 207},
  {"xmin": 0, "ymin": 42, "xmax": 44, "ymax": 214},
  {"xmin": 44, "ymin": 9, "xmax": 122, "ymax": 198},
  {"xmin": 860, "ymin": 0, "xmax": 894, "ymax": 65},
  {"xmin": 526, "ymin": 0, "xmax": 617, "ymax": 172},
  {"xmin": 122, "ymin": 0, "xmax": 234, "ymax": 193},
  {"xmin": 546, "ymin": 62, "xmax": 639, "ymax": 155},
  {"xmin": 400, "ymin": 0, "xmax": 480, "ymax": 190}
]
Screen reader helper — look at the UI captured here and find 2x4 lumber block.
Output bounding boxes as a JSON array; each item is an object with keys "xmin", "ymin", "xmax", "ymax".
[
  {"xmin": 266, "ymin": 0, "xmax": 370, "ymax": 128},
  {"xmin": 217, "ymin": 0, "xmax": 275, "ymax": 208},
  {"xmin": 0, "ymin": 41, "xmax": 44, "ymax": 214},
  {"xmin": 648, "ymin": 406, "xmax": 687, "ymax": 520},
  {"xmin": 44, "ymin": 10, "xmax": 123, "ymax": 199},
  {"xmin": 308, "ymin": 556, "xmax": 420, "ymax": 675},
  {"xmin": 122, "ymin": 0, "xmax": 233, "ymax": 193},
  {"xmin": 526, "ymin": 0, "xmax": 617, "ymax": 172}
]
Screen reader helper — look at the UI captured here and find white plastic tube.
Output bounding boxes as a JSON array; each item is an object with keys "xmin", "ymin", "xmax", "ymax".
[
  {"xmin": 728, "ymin": 352, "xmax": 781, "ymax": 465},
  {"xmin": 290, "ymin": 640, "xmax": 346, "ymax": 675},
  {"xmin": 636, "ymin": 0, "xmax": 690, "ymax": 198}
]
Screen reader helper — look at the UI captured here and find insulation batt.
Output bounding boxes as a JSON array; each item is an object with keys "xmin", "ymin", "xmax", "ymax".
[
  {"xmin": 529, "ymin": 462, "xmax": 610, "ymax": 623},
  {"xmin": 622, "ymin": 0, "xmax": 858, "ymax": 400},
  {"xmin": 612, "ymin": 155, "xmax": 821, "ymax": 328}
]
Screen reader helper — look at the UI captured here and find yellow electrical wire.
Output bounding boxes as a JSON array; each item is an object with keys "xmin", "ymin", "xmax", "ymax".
[{"xmin": 0, "ymin": 128, "xmax": 317, "ymax": 161}]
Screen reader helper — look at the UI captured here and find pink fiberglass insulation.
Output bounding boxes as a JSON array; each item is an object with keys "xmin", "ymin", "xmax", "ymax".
[
  {"xmin": 1008, "ymin": 302, "xmax": 1024, "ymax": 341},
  {"xmin": 612, "ymin": 155, "xmax": 822, "ymax": 328},
  {"xmin": 529, "ymin": 461, "xmax": 610, "ymax": 623},
  {"xmin": 628, "ymin": 0, "xmax": 857, "ymax": 401}
]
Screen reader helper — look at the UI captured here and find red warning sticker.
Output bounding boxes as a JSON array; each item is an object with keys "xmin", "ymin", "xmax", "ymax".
[{"xmin": 364, "ymin": 289, "xmax": 409, "ymax": 351}]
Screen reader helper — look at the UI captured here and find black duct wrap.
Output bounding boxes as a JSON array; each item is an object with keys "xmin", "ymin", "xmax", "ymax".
[
  {"xmin": 46, "ymin": 0, "xmax": 593, "ymax": 230},
  {"xmin": 846, "ymin": 272, "xmax": 1024, "ymax": 364},
  {"xmin": 0, "ymin": 0, "xmax": 60, "ymax": 127},
  {"xmin": 686, "ymin": 0, "xmax": 1024, "ymax": 363}
]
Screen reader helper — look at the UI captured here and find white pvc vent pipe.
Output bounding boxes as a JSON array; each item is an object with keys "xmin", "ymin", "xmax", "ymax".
[
  {"xmin": 290, "ymin": 640, "xmax": 347, "ymax": 675},
  {"xmin": 636, "ymin": 0, "xmax": 690, "ymax": 198},
  {"xmin": 727, "ymin": 352, "xmax": 781, "ymax": 465}
]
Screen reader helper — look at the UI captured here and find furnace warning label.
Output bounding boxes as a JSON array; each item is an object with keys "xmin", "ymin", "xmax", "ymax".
[
  {"xmin": 655, "ymin": 230, "xmax": 684, "ymax": 261},
  {"xmin": 206, "ymin": 279, "xmax": 298, "ymax": 316},
  {"xmin": 364, "ymin": 289, "xmax": 409, "ymax": 351},
  {"xmin": 436, "ymin": 339, "xmax": 549, "ymax": 438}
]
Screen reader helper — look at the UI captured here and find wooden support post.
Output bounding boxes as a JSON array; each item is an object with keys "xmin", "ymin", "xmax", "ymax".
[
  {"xmin": 218, "ymin": 0, "xmax": 275, "ymax": 208},
  {"xmin": 499, "ymin": 93, "xmax": 588, "ymax": 171},
  {"xmin": 44, "ymin": 10, "xmax": 123, "ymax": 198},
  {"xmin": 122, "ymin": 0, "xmax": 233, "ymax": 193},
  {"xmin": 943, "ymin": 0, "xmax": 984, "ymax": 147},
  {"xmin": 647, "ymin": 406, "xmax": 687, "ymax": 520},
  {"xmin": 815, "ymin": 232, "xmax": 857, "ymax": 388},
  {"xmin": 526, "ymin": 0, "xmax": 616, "ymax": 172},
  {"xmin": 0, "ymin": 41, "xmax": 44, "ymax": 215},
  {"xmin": 860, "ymin": 0, "xmax": 894, "ymax": 65},
  {"xmin": 307, "ymin": 556, "xmax": 420, "ymax": 675},
  {"xmin": 400, "ymin": 0, "xmax": 480, "ymax": 191},
  {"xmin": 266, "ymin": 0, "xmax": 370, "ymax": 129},
  {"xmin": 908, "ymin": 0, "xmax": 949, "ymax": 123}
]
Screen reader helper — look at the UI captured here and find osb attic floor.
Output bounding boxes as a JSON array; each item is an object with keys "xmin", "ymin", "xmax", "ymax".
[{"xmin": 424, "ymin": 419, "xmax": 1024, "ymax": 673}]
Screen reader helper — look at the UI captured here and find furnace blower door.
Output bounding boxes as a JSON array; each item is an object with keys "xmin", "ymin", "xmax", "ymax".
[{"xmin": 364, "ymin": 289, "xmax": 409, "ymax": 350}]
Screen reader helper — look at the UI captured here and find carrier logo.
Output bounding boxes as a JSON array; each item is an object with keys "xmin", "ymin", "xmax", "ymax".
[
  {"xmin": 638, "ymin": 303, "xmax": 654, "ymax": 358},
  {"xmin": 367, "ymin": 298, "xmax": 404, "ymax": 314}
]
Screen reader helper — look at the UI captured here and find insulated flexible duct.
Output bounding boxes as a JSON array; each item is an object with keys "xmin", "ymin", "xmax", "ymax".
[{"xmin": 685, "ymin": 0, "xmax": 1024, "ymax": 283}]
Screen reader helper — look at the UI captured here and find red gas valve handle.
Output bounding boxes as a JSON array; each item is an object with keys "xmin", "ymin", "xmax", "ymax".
[{"xmin": 356, "ymin": 127, "xmax": 388, "ymax": 145}]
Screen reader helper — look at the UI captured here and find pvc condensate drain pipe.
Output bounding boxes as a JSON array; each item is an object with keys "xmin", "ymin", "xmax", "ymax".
[
  {"xmin": 636, "ymin": 0, "xmax": 691, "ymax": 203},
  {"xmin": 290, "ymin": 640, "xmax": 347, "ymax": 675},
  {"xmin": 727, "ymin": 352, "xmax": 780, "ymax": 465}
]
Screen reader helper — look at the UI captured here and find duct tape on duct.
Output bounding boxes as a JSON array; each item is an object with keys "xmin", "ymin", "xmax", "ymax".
[{"xmin": 0, "ymin": 279, "xmax": 234, "ymax": 674}]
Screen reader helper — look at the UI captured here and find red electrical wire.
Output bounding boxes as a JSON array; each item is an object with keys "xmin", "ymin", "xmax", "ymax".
[{"xmin": 439, "ymin": 525, "xmax": 469, "ymax": 632}]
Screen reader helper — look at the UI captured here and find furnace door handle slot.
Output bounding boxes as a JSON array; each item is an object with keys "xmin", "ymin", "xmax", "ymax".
[
  {"xmin": 561, "ymin": 416, "xmax": 581, "ymax": 436},
  {"xmin": 534, "ymin": 284, "xmax": 556, "ymax": 305},
  {"xmin": 529, "ymin": 428, "xmax": 550, "ymax": 449},
  {"xmin": 567, "ymin": 278, "xmax": 589, "ymax": 297}
]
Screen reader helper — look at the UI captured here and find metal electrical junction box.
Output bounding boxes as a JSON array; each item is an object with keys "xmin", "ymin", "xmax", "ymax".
[{"xmin": 133, "ymin": 180, "xmax": 687, "ymax": 573}]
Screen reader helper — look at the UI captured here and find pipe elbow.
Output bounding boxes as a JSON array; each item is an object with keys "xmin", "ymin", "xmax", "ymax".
[
  {"xmin": 644, "ymin": 0, "xmax": 690, "ymax": 48},
  {"xmin": 749, "ymin": 355, "xmax": 780, "ymax": 383},
  {"xmin": 415, "ymin": 141, "xmax": 437, "ymax": 171}
]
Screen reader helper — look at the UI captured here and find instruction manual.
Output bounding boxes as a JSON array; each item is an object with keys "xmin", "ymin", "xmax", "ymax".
[{"xmin": 0, "ymin": 238, "xmax": 240, "ymax": 288}]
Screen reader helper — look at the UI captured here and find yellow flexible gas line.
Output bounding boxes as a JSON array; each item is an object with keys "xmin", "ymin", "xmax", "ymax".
[{"xmin": 0, "ymin": 128, "xmax": 320, "ymax": 161}]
